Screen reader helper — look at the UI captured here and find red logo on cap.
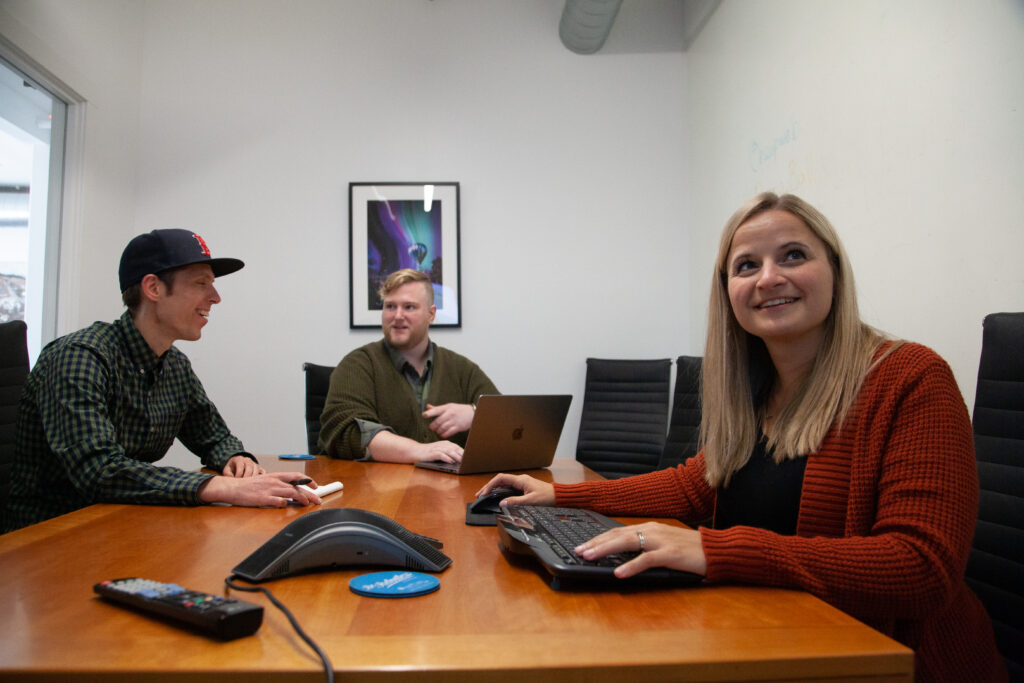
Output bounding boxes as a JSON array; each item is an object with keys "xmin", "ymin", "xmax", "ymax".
[{"xmin": 192, "ymin": 233, "xmax": 211, "ymax": 256}]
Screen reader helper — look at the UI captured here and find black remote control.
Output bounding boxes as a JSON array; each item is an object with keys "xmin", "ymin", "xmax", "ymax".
[{"xmin": 93, "ymin": 578, "xmax": 263, "ymax": 640}]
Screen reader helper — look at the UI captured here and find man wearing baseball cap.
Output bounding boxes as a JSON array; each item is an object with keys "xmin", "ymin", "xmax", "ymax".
[{"xmin": 3, "ymin": 229, "xmax": 320, "ymax": 532}]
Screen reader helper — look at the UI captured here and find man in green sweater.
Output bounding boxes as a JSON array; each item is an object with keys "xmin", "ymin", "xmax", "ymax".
[{"xmin": 318, "ymin": 269, "xmax": 498, "ymax": 464}]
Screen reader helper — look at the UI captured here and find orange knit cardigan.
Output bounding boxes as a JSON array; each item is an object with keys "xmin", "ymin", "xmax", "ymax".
[{"xmin": 554, "ymin": 343, "xmax": 1006, "ymax": 681}]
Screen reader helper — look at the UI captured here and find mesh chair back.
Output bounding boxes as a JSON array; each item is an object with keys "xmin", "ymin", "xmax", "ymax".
[
  {"xmin": 302, "ymin": 362, "xmax": 334, "ymax": 455},
  {"xmin": 967, "ymin": 312, "xmax": 1024, "ymax": 679},
  {"xmin": 576, "ymin": 358, "xmax": 670, "ymax": 479},
  {"xmin": 1, "ymin": 321, "xmax": 30, "ymax": 517},
  {"xmin": 659, "ymin": 355, "xmax": 701, "ymax": 470}
]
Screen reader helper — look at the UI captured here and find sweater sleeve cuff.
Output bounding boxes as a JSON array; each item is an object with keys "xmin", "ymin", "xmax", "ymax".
[
  {"xmin": 700, "ymin": 526, "xmax": 772, "ymax": 583},
  {"xmin": 553, "ymin": 481, "xmax": 606, "ymax": 508}
]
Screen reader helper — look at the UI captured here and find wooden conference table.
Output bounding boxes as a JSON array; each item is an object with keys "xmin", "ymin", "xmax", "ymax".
[{"xmin": 0, "ymin": 457, "xmax": 913, "ymax": 682}]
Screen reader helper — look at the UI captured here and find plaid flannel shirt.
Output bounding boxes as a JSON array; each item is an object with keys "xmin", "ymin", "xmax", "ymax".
[{"xmin": 4, "ymin": 311, "xmax": 249, "ymax": 531}]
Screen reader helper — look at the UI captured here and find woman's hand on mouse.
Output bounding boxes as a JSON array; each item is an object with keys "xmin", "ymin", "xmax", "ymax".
[{"xmin": 476, "ymin": 474, "xmax": 555, "ymax": 507}]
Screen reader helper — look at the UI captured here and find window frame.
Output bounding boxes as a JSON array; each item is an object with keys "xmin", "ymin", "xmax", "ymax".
[{"xmin": 0, "ymin": 36, "xmax": 85, "ymax": 361}]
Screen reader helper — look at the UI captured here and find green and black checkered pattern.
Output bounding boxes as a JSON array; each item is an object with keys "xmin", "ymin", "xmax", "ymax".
[{"xmin": 4, "ymin": 312, "xmax": 247, "ymax": 532}]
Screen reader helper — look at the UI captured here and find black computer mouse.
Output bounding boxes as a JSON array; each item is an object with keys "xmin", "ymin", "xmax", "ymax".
[{"xmin": 469, "ymin": 486, "xmax": 522, "ymax": 514}]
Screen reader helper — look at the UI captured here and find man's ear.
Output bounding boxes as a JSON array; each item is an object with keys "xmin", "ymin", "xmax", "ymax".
[
  {"xmin": 428, "ymin": 305, "xmax": 437, "ymax": 324},
  {"xmin": 139, "ymin": 273, "xmax": 164, "ymax": 303}
]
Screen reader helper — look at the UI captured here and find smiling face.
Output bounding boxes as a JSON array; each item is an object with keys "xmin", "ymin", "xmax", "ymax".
[
  {"xmin": 150, "ymin": 263, "xmax": 221, "ymax": 346},
  {"xmin": 381, "ymin": 281, "xmax": 436, "ymax": 351},
  {"xmin": 725, "ymin": 210, "xmax": 835, "ymax": 354}
]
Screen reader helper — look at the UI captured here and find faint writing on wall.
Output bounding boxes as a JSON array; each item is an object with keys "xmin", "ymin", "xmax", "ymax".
[
  {"xmin": 749, "ymin": 121, "xmax": 800, "ymax": 173},
  {"xmin": 749, "ymin": 120, "xmax": 810, "ymax": 194}
]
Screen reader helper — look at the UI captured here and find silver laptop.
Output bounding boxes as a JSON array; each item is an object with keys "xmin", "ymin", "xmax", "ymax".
[{"xmin": 414, "ymin": 394, "xmax": 572, "ymax": 475}]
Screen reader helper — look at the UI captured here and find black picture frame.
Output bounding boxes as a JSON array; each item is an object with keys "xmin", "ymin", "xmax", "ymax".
[{"xmin": 348, "ymin": 182, "xmax": 461, "ymax": 329}]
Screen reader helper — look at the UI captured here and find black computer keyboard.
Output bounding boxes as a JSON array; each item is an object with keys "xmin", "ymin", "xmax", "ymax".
[
  {"xmin": 508, "ymin": 506, "xmax": 637, "ymax": 568},
  {"xmin": 495, "ymin": 505, "xmax": 702, "ymax": 589}
]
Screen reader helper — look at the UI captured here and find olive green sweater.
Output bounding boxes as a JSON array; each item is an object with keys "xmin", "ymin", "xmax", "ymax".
[{"xmin": 318, "ymin": 340, "xmax": 498, "ymax": 459}]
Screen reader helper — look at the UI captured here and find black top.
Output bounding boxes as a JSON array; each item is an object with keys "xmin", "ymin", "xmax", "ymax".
[{"xmin": 713, "ymin": 438, "xmax": 807, "ymax": 535}]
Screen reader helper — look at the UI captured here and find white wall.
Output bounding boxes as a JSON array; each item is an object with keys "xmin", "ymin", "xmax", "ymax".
[
  {"xmin": 1, "ymin": 0, "xmax": 690, "ymax": 466},
  {"xmin": 7, "ymin": 0, "xmax": 1017, "ymax": 470},
  {"xmin": 686, "ymin": 0, "xmax": 1024, "ymax": 410}
]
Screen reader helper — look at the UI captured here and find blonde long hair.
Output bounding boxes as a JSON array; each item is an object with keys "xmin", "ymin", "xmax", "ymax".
[{"xmin": 700, "ymin": 193, "xmax": 890, "ymax": 487}]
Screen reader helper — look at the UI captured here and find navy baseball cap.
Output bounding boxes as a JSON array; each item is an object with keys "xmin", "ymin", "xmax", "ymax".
[{"xmin": 118, "ymin": 229, "xmax": 245, "ymax": 291}]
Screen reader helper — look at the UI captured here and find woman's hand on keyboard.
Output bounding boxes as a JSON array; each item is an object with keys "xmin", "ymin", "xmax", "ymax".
[
  {"xmin": 575, "ymin": 522, "xmax": 708, "ymax": 578},
  {"xmin": 475, "ymin": 474, "xmax": 554, "ymax": 508}
]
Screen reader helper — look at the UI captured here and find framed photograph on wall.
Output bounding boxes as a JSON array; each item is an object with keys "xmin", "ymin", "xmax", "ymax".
[{"xmin": 349, "ymin": 182, "xmax": 461, "ymax": 329}]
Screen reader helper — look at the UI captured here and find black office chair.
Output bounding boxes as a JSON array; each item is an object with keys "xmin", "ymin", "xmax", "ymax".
[
  {"xmin": 658, "ymin": 355, "xmax": 702, "ymax": 470},
  {"xmin": 1, "ymin": 320, "xmax": 30, "ymax": 525},
  {"xmin": 575, "ymin": 358, "xmax": 670, "ymax": 479},
  {"xmin": 966, "ymin": 312, "xmax": 1024, "ymax": 680},
  {"xmin": 302, "ymin": 362, "xmax": 334, "ymax": 455}
]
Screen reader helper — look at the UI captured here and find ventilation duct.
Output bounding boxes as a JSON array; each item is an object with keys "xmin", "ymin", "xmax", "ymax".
[{"xmin": 559, "ymin": 0, "xmax": 623, "ymax": 55}]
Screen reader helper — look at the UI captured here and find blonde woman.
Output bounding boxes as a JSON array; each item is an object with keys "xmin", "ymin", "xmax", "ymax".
[{"xmin": 480, "ymin": 193, "xmax": 1005, "ymax": 681}]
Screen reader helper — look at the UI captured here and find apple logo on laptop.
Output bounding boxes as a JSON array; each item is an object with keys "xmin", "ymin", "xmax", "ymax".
[{"xmin": 512, "ymin": 425, "xmax": 524, "ymax": 440}]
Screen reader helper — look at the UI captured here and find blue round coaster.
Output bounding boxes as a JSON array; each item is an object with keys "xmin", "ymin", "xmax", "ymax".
[{"xmin": 349, "ymin": 571, "xmax": 440, "ymax": 598}]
